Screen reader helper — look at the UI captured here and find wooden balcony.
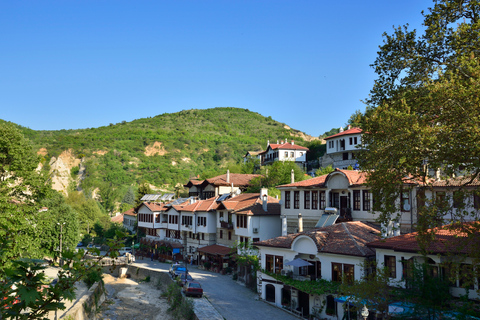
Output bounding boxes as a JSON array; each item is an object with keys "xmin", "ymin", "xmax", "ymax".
[{"xmin": 220, "ymin": 221, "xmax": 233, "ymax": 229}]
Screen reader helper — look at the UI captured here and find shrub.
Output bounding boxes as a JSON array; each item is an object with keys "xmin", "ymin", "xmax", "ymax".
[{"xmin": 84, "ymin": 267, "xmax": 103, "ymax": 288}]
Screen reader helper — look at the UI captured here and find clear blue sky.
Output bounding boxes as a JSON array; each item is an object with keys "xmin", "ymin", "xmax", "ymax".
[{"xmin": 0, "ymin": 1, "xmax": 432, "ymax": 137}]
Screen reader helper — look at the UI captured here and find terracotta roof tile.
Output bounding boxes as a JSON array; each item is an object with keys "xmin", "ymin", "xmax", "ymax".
[
  {"xmin": 254, "ymin": 221, "xmax": 380, "ymax": 257},
  {"xmin": 142, "ymin": 202, "xmax": 168, "ymax": 212},
  {"xmin": 204, "ymin": 173, "xmax": 262, "ymax": 187},
  {"xmin": 367, "ymin": 222, "xmax": 480, "ymax": 255},
  {"xmin": 179, "ymin": 197, "xmax": 220, "ymax": 212},
  {"xmin": 123, "ymin": 208, "xmax": 137, "ymax": 216},
  {"xmin": 277, "ymin": 169, "xmax": 368, "ymax": 188},
  {"xmin": 197, "ymin": 244, "xmax": 233, "ymax": 256},
  {"xmin": 267, "ymin": 142, "xmax": 309, "ymax": 151},
  {"xmin": 324, "ymin": 127, "xmax": 362, "ymax": 140},
  {"xmin": 111, "ymin": 214, "xmax": 124, "ymax": 223},
  {"xmin": 219, "ymin": 193, "xmax": 281, "ymax": 216}
]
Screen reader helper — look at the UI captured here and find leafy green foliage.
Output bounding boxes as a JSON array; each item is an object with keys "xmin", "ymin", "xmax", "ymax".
[
  {"xmin": 315, "ymin": 165, "xmax": 334, "ymax": 177},
  {"xmin": 246, "ymin": 161, "xmax": 309, "ymax": 193},
  {"xmin": 357, "ymin": 0, "xmax": 480, "ymax": 245},
  {"xmin": 13, "ymin": 108, "xmax": 311, "ymax": 212}
]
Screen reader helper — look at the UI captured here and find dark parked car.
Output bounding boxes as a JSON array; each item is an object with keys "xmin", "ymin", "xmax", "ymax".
[
  {"xmin": 175, "ymin": 272, "xmax": 193, "ymax": 286},
  {"xmin": 182, "ymin": 281, "xmax": 203, "ymax": 297}
]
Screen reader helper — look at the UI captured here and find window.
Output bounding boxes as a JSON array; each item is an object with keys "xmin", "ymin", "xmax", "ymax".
[
  {"xmin": 332, "ymin": 263, "xmax": 355, "ymax": 283},
  {"xmin": 290, "ymin": 152, "xmax": 294, "ymax": 158},
  {"xmin": 363, "ymin": 190, "xmax": 370, "ymax": 211},
  {"xmin": 453, "ymin": 190, "xmax": 464, "ymax": 208},
  {"xmin": 228, "ymin": 231, "xmax": 232, "ymax": 240},
  {"xmin": 354, "ymin": 137, "xmax": 358, "ymax": 144},
  {"xmin": 168, "ymin": 215, "xmax": 178, "ymax": 224},
  {"xmin": 284, "ymin": 151, "xmax": 288, "ymax": 158},
  {"xmin": 459, "ymin": 264, "xmax": 474, "ymax": 289},
  {"xmin": 349, "ymin": 137, "xmax": 353, "ymax": 145},
  {"xmin": 384, "ymin": 255, "xmax": 396, "ymax": 278},
  {"xmin": 343, "ymin": 152, "xmax": 348, "ymax": 160},
  {"xmin": 294, "ymin": 191, "xmax": 300, "ymax": 209},
  {"xmin": 266, "ymin": 254, "xmax": 284, "ymax": 274},
  {"xmin": 182, "ymin": 216, "xmax": 193, "ymax": 226},
  {"xmin": 312, "ymin": 191, "xmax": 318, "ymax": 210},
  {"xmin": 304, "ymin": 191, "xmax": 310, "ymax": 209},
  {"xmin": 353, "ymin": 190, "xmax": 361, "ymax": 210},
  {"xmin": 285, "ymin": 191, "xmax": 291, "ymax": 209},
  {"xmin": 197, "ymin": 217, "xmax": 206, "ymax": 226},
  {"xmin": 236, "ymin": 215, "xmax": 248, "ymax": 228},
  {"xmin": 320, "ymin": 191, "xmax": 326, "ymax": 209},
  {"xmin": 219, "ymin": 230, "xmax": 223, "ymax": 239},
  {"xmin": 474, "ymin": 191, "xmax": 480, "ymax": 209},
  {"xmin": 401, "ymin": 190, "xmax": 410, "ymax": 212}
]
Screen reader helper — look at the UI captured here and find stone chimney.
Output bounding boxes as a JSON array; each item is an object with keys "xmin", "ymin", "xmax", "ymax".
[
  {"xmin": 227, "ymin": 169, "xmax": 230, "ymax": 183},
  {"xmin": 291, "ymin": 169, "xmax": 294, "ymax": 184},
  {"xmin": 282, "ymin": 215, "xmax": 288, "ymax": 236},
  {"xmin": 298, "ymin": 213, "xmax": 303, "ymax": 233},
  {"xmin": 260, "ymin": 188, "xmax": 268, "ymax": 212}
]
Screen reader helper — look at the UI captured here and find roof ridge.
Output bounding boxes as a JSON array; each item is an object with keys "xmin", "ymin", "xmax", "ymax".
[{"xmin": 343, "ymin": 223, "xmax": 366, "ymax": 256}]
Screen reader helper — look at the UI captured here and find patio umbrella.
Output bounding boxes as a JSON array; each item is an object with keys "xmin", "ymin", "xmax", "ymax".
[{"xmin": 284, "ymin": 258, "xmax": 312, "ymax": 267}]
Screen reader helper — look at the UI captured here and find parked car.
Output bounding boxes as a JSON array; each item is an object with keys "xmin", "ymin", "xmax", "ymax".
[
  {"xmin": 169, "ymin": 264, "xmax": 187, "ymax": 277},
  {"xmin": 182, "ymin": 281, "xmax": 203, "ymax": 297},
  {"xmin": 118, "ymin": 247, "xmax": 132, "ymax": 256},
  {"xmin": 175, "ymin": 272, "xmax": 193, "ymax": 286}
]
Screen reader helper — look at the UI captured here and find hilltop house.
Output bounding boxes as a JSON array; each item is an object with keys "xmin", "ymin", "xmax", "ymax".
[
  {"xmin": 320, "ymin": 126, "xmax": 363, "ymax": 170},
  {"xmin": 260, "ymin": 139, "xmax": 309, "ymax": 168},
  {"xmin": 254, "ymin": 221, "xmax": 380, "ymax": 319},
  {"xmin": 184, "ymin": 170, "xmax": 261, "ymax": 200}
]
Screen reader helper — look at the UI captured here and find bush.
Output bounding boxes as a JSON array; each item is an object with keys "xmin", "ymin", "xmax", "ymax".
[
  {"xmin": 84, "ymin": 267, "xmax": 103, "ymax": 288},
  {"xmin": 203, "ymin": 261, "xmax": 211, "ymax": 270}
]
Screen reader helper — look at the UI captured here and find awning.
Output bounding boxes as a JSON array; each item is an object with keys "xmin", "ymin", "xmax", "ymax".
[
  {"xmin": 285, "ymin": 258, "xmax": 312, "ymax": 267},
  {"xmin": 197, "ymin": 244, "xmax": 233, "ymax": 256}
]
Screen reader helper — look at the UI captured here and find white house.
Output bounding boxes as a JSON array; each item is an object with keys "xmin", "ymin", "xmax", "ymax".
[
  {"xmin": 367, "ymin": 223, "xmax": 480, "ymax": 301},
  {"xmin": 254, "ymin": 221, "xmax": 381, "ymax": 319},
  {"xmin": 259, "ymin": 139, "xmax": 309, "ymax": 168},
  {"xmin": 321, "ymin": 126, "xmax": 363, "ymax": 169},
  {"xmin": 122, "ymin": 208, "xmax": 137, "ymax": 233}
]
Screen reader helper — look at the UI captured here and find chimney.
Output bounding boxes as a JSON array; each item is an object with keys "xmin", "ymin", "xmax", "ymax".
[
  {"xmin": 291, "ymin": 140, "xmax": 294, "ymax": 145},
  {"xmin": 291, "ymin": 169, "xmax": 294, "ymax": 184},
  {"xmin": 267, "ymin": 140, "xmax": 270, "ymax": 146},
  {"xmin": 231, "ymin": 183, "xmax": 234, "ymax": 194},
  {"xmin": 227, "ymin": 169, "xmax": 230, "ymax": 183},
  {"xmin": 260, "ymin": 188, "xmax": 268, "ymax": 212},
  {"xmin": 282, "ymin": 215, "xmax": 288, "ymax": 236},
  {"xmin": 339, "ymin": 126, "xmax": 344, "ymax": 132},
  {"xmin": 393, "ymin": 222, "xmax": 400, "ymax": 236},
  {"xmin": 277, "ymin": 140, "xmax": 279, "ymax": 144},
  {"xmin": 347, "ymin": 125, "xmax": 351, "ymax": 130},
  {"xmin": 281, "ymin": 140, "xmax": 284, "ymax": 144},
  {"xmin": 285, "ymin": 138, "xmax": 288, "ymax": 143},
  {"xmin": 298, "ymin": 213, "xmax": 303, "ymax": 233}
]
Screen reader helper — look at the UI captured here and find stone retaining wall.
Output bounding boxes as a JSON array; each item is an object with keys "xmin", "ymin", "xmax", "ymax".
[{"xmin": 61, "ymin": 280, "xmax": 105, "ymax": 320}]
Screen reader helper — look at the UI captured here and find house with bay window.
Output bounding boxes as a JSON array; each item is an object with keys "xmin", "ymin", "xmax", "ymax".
[
  {"xmin": 184, "ymin": 170, "xmax": 261, "ymax": 200},
  {"xmin": 367, "ymin": 222, "xmax": 480, "ymax": 301},
  {"xmin": 320, "ymin": 126, "xmax": 363, "ymax": 169},
  {"xmin": 277, "ymin": 169, "xmax": 380, "ymax": 234},
  {"xmin": 254, "ymin": 221, "xmax": 380, "ymax": 319}
]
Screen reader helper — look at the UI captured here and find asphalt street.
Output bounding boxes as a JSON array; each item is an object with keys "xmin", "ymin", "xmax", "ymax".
[{"xmin": 132, "ymin": 259, "xmax": 298, "ymax": 320}]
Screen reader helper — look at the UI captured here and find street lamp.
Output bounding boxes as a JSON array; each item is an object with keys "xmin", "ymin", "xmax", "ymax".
[
  {"xmin": 361, "ymin": 305, "xmax": 369, "ymax": 320},
  {"xmin": 57, "ymin": 222, "xmax": 66, "ymax": 266}
]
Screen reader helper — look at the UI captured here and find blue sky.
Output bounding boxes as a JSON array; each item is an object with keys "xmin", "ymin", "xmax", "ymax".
[{"xmin": 0, "ymin": 1, "xmax": 432, "ymax": 137}]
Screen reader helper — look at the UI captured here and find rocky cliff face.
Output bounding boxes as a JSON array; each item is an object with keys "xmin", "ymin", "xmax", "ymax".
[{"xmin": 47, "ymin": 149, "xmax": 81, "ymax": 196}]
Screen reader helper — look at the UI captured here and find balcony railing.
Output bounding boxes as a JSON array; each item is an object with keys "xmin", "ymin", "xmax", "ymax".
[{"xmin": 220, "ymin": 221, "xmax": 233, "ymax": 229}]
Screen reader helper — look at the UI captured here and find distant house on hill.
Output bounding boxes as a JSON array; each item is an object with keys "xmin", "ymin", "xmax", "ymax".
[
  {"xmin": 122, "ymin": 207, "xmax": 137, "ymax": 233},
  {"xmin": 184, "ymin": 170, "xmax": 261, "ymax": 200},
  {"xmin": 320, "ymin": 126, "xmax": 363, "ymax": 169},
  {"xmin": 245, "ymin": 139, "xmax": 309, "ymax": 169}
]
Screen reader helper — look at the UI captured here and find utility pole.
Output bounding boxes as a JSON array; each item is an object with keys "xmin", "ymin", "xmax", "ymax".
[{"xmin": 57, "ymin": 222, "xmax": 65, "ymax": 266}]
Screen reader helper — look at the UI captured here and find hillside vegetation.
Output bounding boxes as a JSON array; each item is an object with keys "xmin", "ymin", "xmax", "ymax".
[{"xmin": 6, "ymin": 107, "xmax": 321, "ymax": 213}]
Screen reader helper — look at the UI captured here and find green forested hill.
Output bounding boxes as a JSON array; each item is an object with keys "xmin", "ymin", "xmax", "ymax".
[{"xmin": 5, "ymin": 107, "xmax": 321, "ymax": 212}]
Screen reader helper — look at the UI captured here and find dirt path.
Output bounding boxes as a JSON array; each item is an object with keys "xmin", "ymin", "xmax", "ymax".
[{"xmin": 96, "ymin": 274, "xmax": 174, "ymax": 320}]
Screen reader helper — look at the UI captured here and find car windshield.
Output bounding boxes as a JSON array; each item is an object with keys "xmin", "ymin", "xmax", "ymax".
[
  {"xmin": 176, "ymin": 267, "xmax": 186, "ymax": 272},
  {"xmin": 189, "ymin": 283, "xmax": 201, "ymax": 288}
]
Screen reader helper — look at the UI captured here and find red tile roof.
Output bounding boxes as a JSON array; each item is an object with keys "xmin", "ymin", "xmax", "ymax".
[
  {"xmin": 267, "ymin": 142, "xmax": 309, "ymax": 151},
  {"xmin": 324, "ymin": 127, "xmax": 362, "ymax": 140},
  {"xmin": 218, "ymin": 193, "xmax": 281, "ymax": 216},
  {"xmin": 123, "ymin": 208, "xmax": 137, "ymax": 216},
  {"xmin": 204, "ymin": 173, "xmax": 262, "ymax": 187},
  {"xmin": 367, "ymin": 222, "xmax": 480, "ymax": 255},
  {"xmin": 142, "ymin": 202, "xmax": 168, "ymax": 212},
  {"xmin": 277, "ymin": 169, "xmax": 368, "ymax": 188},
  {"xmin": 254, "ymin": 221, "xmax": 380, "ymax": 257},
  {"xmin": 197, "ymin": 244, "xmax": 233, "ymax": 256},
  {"xmin": 178, "ymin": 197, "xmax": 220, "ymax": 212},
  {"xmin": 111, "ymin": 214, "xmax": 124, "ymax": 223}
]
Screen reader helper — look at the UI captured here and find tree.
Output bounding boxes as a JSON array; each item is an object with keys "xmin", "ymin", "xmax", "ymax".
[
  {"xmin": 246, "ymin": 161, "xmax": 307, "ymax": 193},
  {"xmin": 357, "ymin": 0, "xmax": 480, "ymax": 243},
  {"xmin": 315, "ymin": 165, "xmax": 334, "ymax": 177},
  {"xmin": 122, "ymin": 186, "xmax": 135, "ymax": 205},
  {"xmin": 135, "ymin": 181, "xmax": 152, "ymax": 206},
  {"xmin": 0, "ymin": 122, "xmax": 51, "ymax": 271}
]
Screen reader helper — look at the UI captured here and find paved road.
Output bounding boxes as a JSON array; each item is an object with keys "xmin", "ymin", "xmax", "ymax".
[{"xmin": 132, "ymin": 259, "xmax": 298, "ymax": 320}]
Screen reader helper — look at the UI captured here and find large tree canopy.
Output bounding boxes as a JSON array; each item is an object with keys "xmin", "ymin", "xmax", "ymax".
[{"xmin": 358, "ymin": 1, "xmax": 480, "ymax": 238}]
